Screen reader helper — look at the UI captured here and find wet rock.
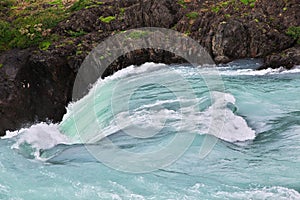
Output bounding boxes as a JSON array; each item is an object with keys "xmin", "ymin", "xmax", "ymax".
[
  {"xmin": 0, "ymin": 0, "xmax": 299, "ymax": 135},
  {"xmin": 259, "ymin": 46, "xmax": 300, "ymax": 70},
  {"xmin": 212, "ymin": 20, "xmax": 249, "ymax": 63},
  {"xmin": 0, "ymin": 49, "xmax": 32, "ymax": 135}
]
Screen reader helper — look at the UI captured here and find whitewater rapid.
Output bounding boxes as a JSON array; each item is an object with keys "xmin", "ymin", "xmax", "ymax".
[
  {"xmin": 2, "ymin": 62, "xmax": 263, "ymax": 159},
  {"xmin": 3, "ymin": 61, "xmax": 300, "ymax": 159},
  {"xmin": 1, "ymin": 60, "xmax": 300, "ymax": 199}
]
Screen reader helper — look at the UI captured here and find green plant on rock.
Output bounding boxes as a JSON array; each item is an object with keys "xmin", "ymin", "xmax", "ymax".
[
  {"xmin": 0, "ymin": 0, "xmax": 72, "ymax": 50},
  {"xmin": 48, "ymin": 0, "xmax": 64, "ymax": 9},
  {"xmin": 99, "ymin": 16, "xmax": 116, "ymax": 23},
  {"xmin": 127, "ymin": 31, "xmax": 148, "ymax": 39},
  {"xmin": 68, "ymin": 0, "xmax": 95, "ymax": 11},
  {"xmin": 184, "ymin": 30, "xmax": 191, "ymax": 36},
  {"xmin": 240, "ymin": 0, "xmax": 256, "ymax": 6},
  {"xmin": 39, "ymin": 41, "xmax": 51, "ymax": 50},
  {"xmin": 119, "ymin": 7, "xmax": 125, "ymax": 15},
  {"xmin": 10, "ymin": 23, "xmax": 49, "ymax": 49},
  {"xmin": 0, "ymin": 20, "xmax": 13, "ymax": 51},
  {"xmin": 224, "ymin": 14, "xmax": 231, "ymax": 18},
  {"xmin": 76, "ymin": 50, "xmax": 83, "ymax": 55},
  {"xmin": 286, "ymin": 26, "xmax": 300, "ymax": 44},
  {"xmin": 186, "ymin": 12, "xmax": 199, "ymax": 19},
  {"xmin": 177, "ymin": 0, "xmax": 187, "ymax": 9},
  {"xmin": 66, "ymin": 30, "xmax": 87, "ymax": 37},
  {"xmin": 0, "ymin": 0, "xmax": 14, "ymax": 10},
  {"xmin": 220, "ymin": 1, "xmax": 231, "ymax": 7},
  {"xmin": 211, "ymin": 6, "xmax": 220, "ymax": 13},
  {"xmin": 210, "ymin": 0, "xmax": 234, "ymax": 13}
]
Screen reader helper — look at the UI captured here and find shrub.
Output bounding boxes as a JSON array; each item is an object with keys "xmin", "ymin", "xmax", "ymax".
[
  {"xmin": 177, "ymin": 0, "xmax": 187, "ymax": 9},
  {"xmin": 66, "ymin": 30, "xmax": 87, "ymax": 37},
  {"xmin": 0, "ymin": 20, "xmax": 13, "ymax": 51},
  {"xmin": 287, "ymin": 26, "xmax": 300, "ymax": 44},
  {"xmin": 99, "ymin": 16, "xmax": 116, "ymax": 23},
  {"xmin": 211, "ymin": 6, "xmax": 220, "ymax": 13},
  {"xmin": 39, "ymin": 41, "xmax": 51, "ymax": 50},
  {"xmin": 0, "ymin": 0, "xmax": 71, "ymax": 50},
  {"xmin": 240, "ymin": 0, "xmax": 256, "ymax": 6},
  {"xmin": 186, "ymin": 12, "xmax": 199, "ymax": 19},
  {"xmin": 68, "ymin": 0, "xmax": 95, "ymax": 11}
]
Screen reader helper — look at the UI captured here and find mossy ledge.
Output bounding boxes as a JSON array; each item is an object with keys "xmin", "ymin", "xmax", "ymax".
[{"xmin": 0, "ymin": 0, "xmax": 299, "ymax": 135}]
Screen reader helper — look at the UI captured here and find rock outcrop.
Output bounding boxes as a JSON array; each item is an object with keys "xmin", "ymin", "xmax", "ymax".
[
  {"xmin": 0, "ymin": 0, "xmax": 299, "ymax": 135},
  {"xmin": 259, "ymin": 46, "xmax": 300, "ymax": 69}
]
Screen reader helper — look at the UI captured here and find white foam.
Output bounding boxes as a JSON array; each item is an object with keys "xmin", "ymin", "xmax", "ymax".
[
  {"xmin": 83, "ymin": 91, "xmax": 255, "ymax": 143},
  {"xmin": 4, "ymin": 62, "xmax": 258, "ymax": 156},
  {"xmin": 220, "ymin": 66, "xmax": 300, "ymax": 76},
  {"xmin": 2, "ymin": 123, "xmax": 71, "ymax": 159},
  {"xmin": 216, "ymin": 186, "xmax": 300, "ymax": 200},
  {"xmin": 63, "ymin": 62, "xmax": 167, "ymax": 122},
  {"xmin": 103, "ymin": 62, "xmax": 167, "ymax": 81},
  {"xmin": 197, "ymin": 91, "xmax": 255, "ymax": 142}
]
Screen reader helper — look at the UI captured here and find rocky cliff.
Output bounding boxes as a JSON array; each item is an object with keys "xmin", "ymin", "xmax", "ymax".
[{"xmin": 0, "ymin": 0, "xmax": 299, "ymax": 135}]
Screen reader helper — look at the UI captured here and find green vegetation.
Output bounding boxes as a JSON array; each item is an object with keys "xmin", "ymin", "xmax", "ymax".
[
  {"xmin": 220, "ymin": 1, "xmax": 231, "ymax": 7},
  {"xmin": 211, "ymin": 0, "xmax": 231, "ymax": 13},
  {"xmin": 0, "ymin": 0, "xmax": 73, "ymax": 51},
  {"xmin": 211, "ymin": 6, "xmax": 220, "ymax": 13},
  {"xmin": 177, "ymin": 0, "xmax": 187, "ymax": 9},
  {"xmin": 76, "ymin": 50, "xmax": 83, "ymax": 55},
  {"xmin": 186, "ymin": 12, "xmax": 199, "ymax": 19},
  {"xmin": 0, "ymin": 0, "xmax": 106, "ymax": 51},
  {"xmin": 127, "ymin": 31, "xmax": 148, "ymax": 39},
  {"xmin": 0, "ymin": 64, "xmax": 3, "ymax": 68},
  {"xmin": 225, "ymin": 14, "xmax": 231, "ymax": 18},
  {"xmin": 68, "ymin": 0, "xmax": 101, "ymax": 12},
  {"xmin": 39, "ymin": 41, "xmax": 51, "ymax": 50},
  {"xmin": 66, "ymin": 30, "xmax": 87, "ymax": 37},
  {"xmin": 99, "ymin": 16, "xmax": 116, "ymax": 23},
  {"xmin": 211, "ymin": 0, "xmax": 256, "ymax": 13},
  {"xmin": 48, "ymin": 0, "xmax": 64, "ymax": 9},
  {"xmin": 240, "ymin": 0, "xmax": 256, "ymax": 6},
  {"xmin": 0, "ymin": 20, "xmax": 13, "ymax": 51},
  {"xmin": 287, "ymin": 26, "xmax": 300, "ymax": 44},
  {"xmin": 184, "ymin": 30, "xmax": 191, "ymax": 36},
  {"xmin": 119, "ymin": 7, "xmax": 125, "ymax": 15}
]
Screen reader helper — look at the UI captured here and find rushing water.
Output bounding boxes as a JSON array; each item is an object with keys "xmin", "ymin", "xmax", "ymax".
[{"xmin": 1, "ymin": 60, "xmax": 300, "ymax": 199}]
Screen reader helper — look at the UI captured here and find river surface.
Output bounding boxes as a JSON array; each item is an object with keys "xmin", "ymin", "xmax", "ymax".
[{"xmin": 1, "ymin": 60, "xmax": 300, "ymax": 199}]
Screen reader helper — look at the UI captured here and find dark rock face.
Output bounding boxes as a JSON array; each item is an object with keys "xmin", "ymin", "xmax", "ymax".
[
  {"xmin": 0, "ymin": 49, "xmax": 75, "ymax": 134},
  {"xmin": 0, "ymin": 0, "xmax": 299, "ymax": 135},
  {"xmin": 0, "ymin": 49, "xmax": 32, "ymax": 134},
  {"xmin": 102, "ymin": 49, "xmax": 186, "ymax": 78},
  {"xmin": 259, "ymin": 46, "xmax": 300, "ymax": 70},
  {"xmin": 212, "ymin": 20, "xmax": 249, "ymax": 63}
]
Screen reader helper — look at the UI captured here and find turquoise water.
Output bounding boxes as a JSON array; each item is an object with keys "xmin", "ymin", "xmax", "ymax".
[{"xmin": 1, "ymin": 60, "xmax": 300, "ymax": 199}]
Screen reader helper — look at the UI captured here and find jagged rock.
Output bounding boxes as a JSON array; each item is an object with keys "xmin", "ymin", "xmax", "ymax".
[
  {"xmin": 0, "ymin": 0, "xmax": 299, "ymax": 135},
  {"xmin": 0, "ymin": 49, "xmax": 32, "ymax": 134},
  {"xmin": 259, "ymin": 46, "xmax": 300, "ymax": 69},
  {"xmin": 212, "ymin": 20, "xmax": 249, "ymax": 63},
  {"xmin": 0, "ymin": 49, "xmax": 75, "ymax": 135}
]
